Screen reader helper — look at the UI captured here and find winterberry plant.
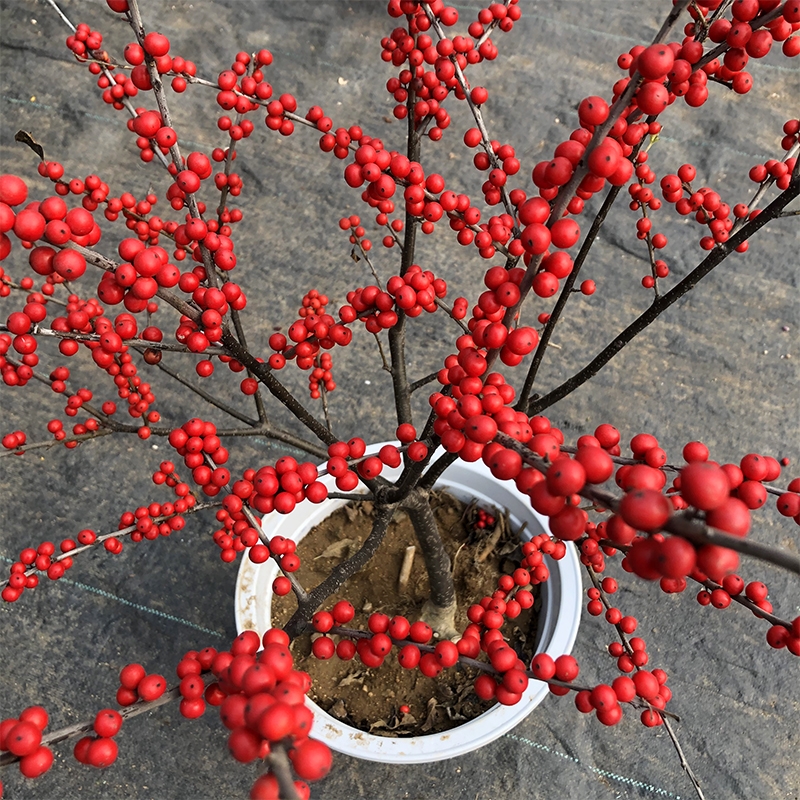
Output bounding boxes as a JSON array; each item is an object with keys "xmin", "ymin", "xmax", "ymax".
[{"xmin": 1, "ymin": 0, "xmax": 798, "ymax": 797}]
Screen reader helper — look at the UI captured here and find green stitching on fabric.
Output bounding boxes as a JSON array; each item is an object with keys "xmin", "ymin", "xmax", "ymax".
[
  {"xmin": 1, "ymin": 555, "xmax": 225, "ymax": 638},
  {"xmin": 504, "ymin": 733, "xmax": 682, "ymax": 798}
]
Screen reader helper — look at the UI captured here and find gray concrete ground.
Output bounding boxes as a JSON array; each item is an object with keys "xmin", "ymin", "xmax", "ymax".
[{"xmin": 1, "ymin": 1, "xmax": 798, "ymax": 798}]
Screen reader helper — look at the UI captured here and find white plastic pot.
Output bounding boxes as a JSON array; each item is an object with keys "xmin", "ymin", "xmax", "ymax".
[{"xmin": 235, "ymin": 444, "xmax": 582, "ymax": 764}]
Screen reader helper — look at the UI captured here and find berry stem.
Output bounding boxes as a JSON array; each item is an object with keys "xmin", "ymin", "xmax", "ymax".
[{"xmin": 264, "ymin": 742, "xmax": 300, "ymax": 800}]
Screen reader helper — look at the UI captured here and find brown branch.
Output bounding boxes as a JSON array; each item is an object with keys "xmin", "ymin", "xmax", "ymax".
[
  {"xmin": 385, "ymin": 86, "xmax": 420, "ymax": 431},
  {"xmin": 527, "ymin": 178, "xmax": 800, "ymax": 417},
  {"xmin": 495, "ymin": 432, "xmax": 800, "ymax": 577},
  {"xmin": 220, "ymin": 329, "xmax": 335, "ymax": 446},
  {"xmin": 282, "ymin": 503, "xmax": 398, "ymax": 639},
  {"xmin": 0, "ymin": 503, "xmax": 219, "ymax": 590},
  {"xmin": 515, "ymin": 182, "xmax": 624, "ymax": 410},
  {"xmin": 0, "ymin": 682, "xmax": 201, "ymax": 768},
  {"xmin": 136, "ymin": 350, "xmax": 259, "ymax": 426},
  {"xmin": 409, "ymin": 370, "xmax": 439, "ymax": 394},
  {"xmin": 697, "ymin": 577, "xmax": 794, "ymax": 630}
]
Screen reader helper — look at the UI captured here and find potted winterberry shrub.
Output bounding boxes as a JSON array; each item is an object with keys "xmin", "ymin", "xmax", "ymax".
[{"xmin": 0, "ymin": 0, "xmax": 798, "ymax": 798}]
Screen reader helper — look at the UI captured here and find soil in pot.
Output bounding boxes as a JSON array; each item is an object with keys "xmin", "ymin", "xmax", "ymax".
[{"xmin": 270, "ymin": 491, "xmax": 540, "ymax": 737}]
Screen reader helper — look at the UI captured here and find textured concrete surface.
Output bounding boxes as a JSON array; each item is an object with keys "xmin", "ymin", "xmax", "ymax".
[{"xmin": 0, "ymin": 1, "xmax": 798, "ymax": 799}]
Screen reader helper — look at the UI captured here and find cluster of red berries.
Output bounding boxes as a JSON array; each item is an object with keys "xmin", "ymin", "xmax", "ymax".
[
  {"xmin": 625, "ymin": 149, "xmax": 671, "ymax": 289},
  {"xmin": 621, "ymin": 444, "xmax": 793, "ymax": 584},
  {"xmin": 381, "ymin": 35, "xmax": 456, "ymax": 133},
  {"xmin": 1, "ymin": 175, "xmax": 96, "ymax": 279},
  {"xmin": 339, "ymin": 125, "xmax": 507, "ymax": 255},
  {"xmin": 36, "ymin": 161, "xmax": 164, "ymax": 247},
  {"xmin": 308, "ymin": 352, "xmax": 334, "ymax": 400},
  {"xmin": 335, "ymin": 263, "xmax": 450, "ymax": 336},
  {"xmin": 167, "ymin": 418, "xmax": 231, "ymax": 497},
  {"xmin": 37, "ymin": 160, "xmax": 111, "ymax": 216},
  {"xmin": 0, "ymin": 286, "xmax": 47, "ymax": 357},
  {"xmin": 0, "ymin": 174, "xmax": 183, "ymax": 427},
  {"xmin": 216, "ymin": 50, "xmax": 273, "ymax": 139},
  {"xmin": 0, "ymin": 266, "xmax": 11, "ymax": 296},
  {"xmin": 688, "ymin": 0, "xmax": 800, "ymax": 61},
  {"xmin": 67, "ymin": 20, "xmax": 198, "ymax": 111},
  {"xmin": 693, "ymin": 573, "xmax": 800, "ymax": 656},
  {"xmin": 763, "ymin": 611, "xmax": 800, "ymax": 654},
  {"xmin": 0, "ymin": 333, "xmax": 31, "ymax": 387},
  {"xmin": 1, "ymin": 536, "xmax": 80, "ymax": 602},
  {"xmin": 748, "ymin": 119, "xmax": 799, "ymax": 188},
  {"xmin": 296, "ymin": 290, "xmax": 336, "ymax": 398},
  {"xmin": 123, "ymin": 478, "xmax": 190, "ymax": 541},
  {"xmin": 53, "ymin": 306, "xmax": 160, "ymax": 434},
  {"xmin": 465, "ymin": 134, "xmax": 521, "ymax": 209},
  {"xmin": 467, "ymin": 2, "xmax": 522, "ymax": 37},
  {"xmin": 471, "ymin": 507, "xmax": 496, "ymax": 531},
  {"xmin": 73, "ymin": 709, "xmax": 125, "ymax": 769},
  {"xmin": 579, "ymin": 663, "xmax": 670, "ymax": 728},
  {"xmin": 660, "ymin": 164, "xmax": 748, "ymax": 252},
  {"xmin": 340, "ymin": 213, "xmax": 376, "ymax": 253},
  {"xmin": 427, "ymin": 299, "xmax": 542, "ymax": 458},
  {"xmin": 176, "ymin": 287, "xmax": 228, "ymax": 351},
  {"xmin": 532, "ymin": 96, "xmax": 632, "ymax": 205},
  {"xmin": 268, "ymin": 265, "xmax": 451, "ymax": 389},
  {"xmin": 244, "ymin": 454, "xmax": 328, "ymax": 517},
  {"xmin": 203, "ymin": 629, "xmax": 332, "ymax": 797},
  {"xmin": 267, "ymin": 301, "xmax": 351, "ymax": 373},
  {"xmin": 325, "ymin": 432, "xmax": 427, "ymax": 491},
  {"xmin": 127, "ymin": 33, "xmax": 198, "ymax": 95},
  {"xmin": 0, "ymin": 626, "xmax": 331, "ymax": 795},
  {"xmin": 173, "ymin": 184, "xmax": 244, "ymax": 252},
  {"xmin": 1, "ymin": 513, "xmax": 200, "ymax": 603},
  {"xmin": 0, "ymin": 428, "xmax": 25, "ymax": 451},
  {"xmin": 44, "ymin": 415, "xmax": 98, "ymax": 449},
  {"xmin": 116, "ymin": 663, "xmax": 168, "ymax": 706},
  {"xmin": 381, "ymin": 1, "xmax": 519, "ymax": 136},
  {"xmin": 309, "ymin": 535, "xmax": 555, "ymax": 705},
  {"xmin": 210, "ymin": 514, "xmax": 263, "ymax": 565},
  {"xmin": 0, "ymin": 706, "xmax": 53, "ymax": 779}
]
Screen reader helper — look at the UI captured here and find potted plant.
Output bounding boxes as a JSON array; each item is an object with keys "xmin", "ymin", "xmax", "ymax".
[
  {"xmin": 0, "ymin": 0, "xmax": 798, "ymax": 798},
  {"xmin": 235, "ymin": 445, "xmax": 583, "ymax": 762}
]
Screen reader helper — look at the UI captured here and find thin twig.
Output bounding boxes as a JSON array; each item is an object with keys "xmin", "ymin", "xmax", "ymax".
[
  {"xmin": 137, "ymin": 350, "xmax": 259, "ymax": 426},
  {"xmin": 409, "ymin": 370, "xmax": 439, "ymax": 394},
  {"xmin": 373, "ymin": 332, "xmax": 392, "ymax": 373},
  {"xmin": 0, "ymin": 682, "xmax": 205, "ymax": 768},
  {"xmin": 663, "ymin": 717, "xmax": 707, "ymax": 800},
  {"xmin": 586, "ymin": 565, "xmax": 699, "ymax": 794}
]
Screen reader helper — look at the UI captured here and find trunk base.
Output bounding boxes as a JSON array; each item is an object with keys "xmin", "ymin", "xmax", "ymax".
[{"xmin": 421, "ymin": 598, "xmax": 458, "ymax": 640}]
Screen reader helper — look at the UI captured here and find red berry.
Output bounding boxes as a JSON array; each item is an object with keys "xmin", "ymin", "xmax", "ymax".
[
  {"xmin": 6, "ymin": 721, "xmax": 41, "ymax": 756},
  {"xmin": 289, "ymin": 739, "xmax": 332, "ymax": 781},
  {"xmin": 87, "ymin": 736, "xmax": 118, "ymax": 768},
  {"xmin": 137, "ymin": 674, "xmax": 167, "ymax": 702},
  {"xmin": 93, "ymin": 709, "xmax": 123, "ymax": 738},
  {"xmin": 119, "ymin": 663, "xmax": 146, "ymax": 690}
]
